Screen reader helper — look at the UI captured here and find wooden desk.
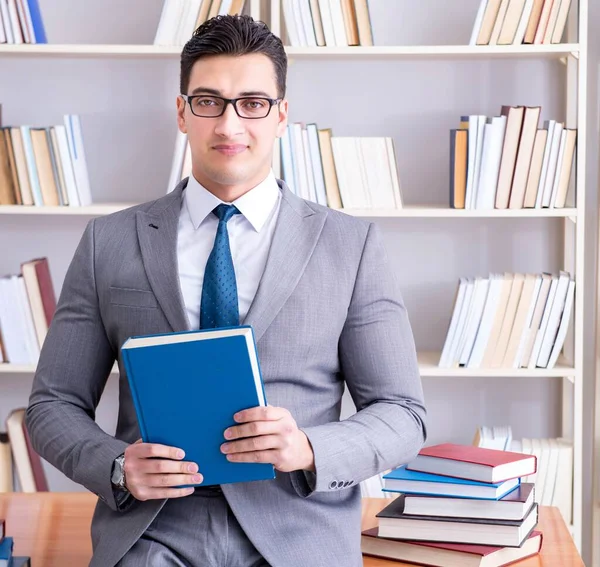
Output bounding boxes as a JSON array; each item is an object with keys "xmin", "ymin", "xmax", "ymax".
[{"xmin": 0, "ymin": 493, "xmax": 584, "ymax": 566}]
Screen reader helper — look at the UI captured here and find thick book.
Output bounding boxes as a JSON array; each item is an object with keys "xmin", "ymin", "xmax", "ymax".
[
  {"xmin": 121, "ymin": 326, "xmax": 275, "ymax": 487},
  {"xmin": 0, "ymin": 537, "xmax": 13, "ymax": 567},
  {"xmin": 361, "ymin": 527, "xmax": 543, "ymax": 567},
  {"xmin": 407, "ymin": 443, "xmax": 537, "ymax": 483},
  {"xmin": 376, "ymin": 498, "xmax": 538, "ymax": 547},
  {"xmin": 394, "ymin": 483, "xmax": 534, "ymax": 521},
  {"xmin": 382, "ymin": 466, "xmax": 520, "ymax": 500}
]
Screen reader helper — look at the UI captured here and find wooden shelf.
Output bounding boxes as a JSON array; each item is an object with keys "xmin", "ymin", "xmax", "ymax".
[
  {"xmin": 0, "ymin": 353, "xmax": 574, "ymax": 378},
  {"xmin": 0, "ymin": 43, "xmax": 580, "ymax": 59},
  {"xmin": 0, "ymin": 204, "xmax": 578, "ymax": 218}
]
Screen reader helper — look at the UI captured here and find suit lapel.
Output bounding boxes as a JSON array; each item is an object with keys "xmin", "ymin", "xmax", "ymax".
[
  {"xmin": 136, "ymin": 180, "xmax": 190, "ymax": 333},
  {"xmin": 243, "ymin": 182, "xmax": 327, "ymax": 343}
]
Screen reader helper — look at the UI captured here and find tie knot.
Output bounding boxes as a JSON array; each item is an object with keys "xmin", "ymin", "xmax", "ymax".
[{"xmin": 213, "ymin": 204, "xmax": 240, "ymax": 223}]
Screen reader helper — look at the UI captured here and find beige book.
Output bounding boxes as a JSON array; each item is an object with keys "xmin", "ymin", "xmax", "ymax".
[
  {"xmin": 208, "ymin": 0, "xmax": 221, "ymax": 19},
  {"xmin": 476, "ymin": 0, "xmax": 503, "ymax": 45},
  {"xmin": 49, "ymin": 127, "xmax": 69, "ymax": 206},
  {"xmin": 29, "ymin": 128, "xmax": 60, "ymax": 206},
  {"xmin": 309, "ymin": 0, "xmax": 326, "ymax": 46},
  {"xmin": 0, "ymin": 433, "xmax": 13, "ymax": 492},
  {"xmin": 523, "ymin": 129, "xmax": 548, "ymax": 207},
  {"xmin": 542, "ymin": 0, "xmax": 562, "ymax": 43},
  {"xmin": 196, "ymin": 0, "xmax": 213, "ymax": 26},
  {"xmin": 489, "ymin": 0, "xmax": 511, "ymax": 44},
  {"xmin": 340, "ymin": 0, "xmax": 359, "ymax": 45},
  {"xmin": 317, "ymin": 129, "xmax": 343, "ymax": 209},
  {"xmin": 490, "ymin": 273, "xmax": 525, "ymax": 367},
  {"xmin": 352, "ymin": 0, "xmax": 373, "ymax": 46},
  {"xmin": 0, "ymin": 130, "xmax": 17, "ymax": 205},
  {"xmin": 553, "ymin": 129, "xmax": 576, "ymax": 208},
  {"xmin": 509, "ymin": 106, "xmax": 541, "ymax": 208},
  {"xmin": 498, "ymin": 0, "xmax": 527, "ymax": 44},
  {"xmin": 6, "ymin": 409, "xmax": 36, "ymax": 492},
  {"xmin": 520, "ymin": 273, "xmax": 553, "ymax": 367},
  {"xmin": 9, "ymin": 127, "xmax": 34, "ymax": 206},
  {"xmin": 502, "ymin": 273, "xmax": 537, "ymax": 366},
  {"xmin": 229, "ymin": 0, "xmax": 245, "ymax": 15},
  {"xmin": 551, "ymin": 0, "xmax": 572, "ymax": 43},
  {"xmin": 3, "ymin": 129, "xmax": 21, "ymax": 204},
  {"xmin": 21, "ymin": 260, "xmax": 48, "ymax": 350},
  {"xmin": 524, "ymin": 0, "xmax": 545, "ymax": 43},
  {"xmin": 481, "ymin": 274, "xmax": 514, "ymax": 367},
  {"xmin": 495, "ymin": 106, "xmax": 525, "ymax": 209},
  {"xmin": 533, "ymin": 0, "xmax": 555, "ymax": 44}
]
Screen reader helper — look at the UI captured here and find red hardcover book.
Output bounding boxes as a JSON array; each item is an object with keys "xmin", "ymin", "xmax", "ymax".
[
  {"xmin": 361, "ymin": 528, "xmax": 543, "ymax": 567},
  {"xmin": 31, "ymin": 258, "xmax": 57, "ymax": 327},
  {"xmin": 407, "ymin": 443, "xmax": 537, "ymax": 483}
]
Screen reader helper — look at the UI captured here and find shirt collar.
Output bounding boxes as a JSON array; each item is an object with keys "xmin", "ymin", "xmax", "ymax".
[{"xmin": 184, "ymin": 170, "xmax": 280, "ymax": 233}]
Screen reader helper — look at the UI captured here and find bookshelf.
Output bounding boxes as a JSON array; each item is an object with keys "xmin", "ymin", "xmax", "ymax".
[{"xmin": 0, "ymin": 0, "xmax": 595, "ymax": 562}]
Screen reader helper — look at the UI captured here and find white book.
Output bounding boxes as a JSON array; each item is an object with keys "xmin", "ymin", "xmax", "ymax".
[
  {"xmin": 154, "ymin": 0, "xmax": 177, "ymax": 45},
  {"xmin": 359, "ymin": 138, "xmax": 396, "ymax": 209},
  {"xmin": 291, "ymin": 0, "xmax": 308, "ymax": 46},
  {"xmin": 535, "ymin": 438, "xmax": 550, "ymax": 505},
  {"xmin": 15, "ymin": 276, "xmax": 40, "ymax": 361},
  {"xmin": 541, "ymin": 122, "xmax": 564, "ymax": 207},
  {"xmin": 535, "ymin": 120, "xmax": 557, "ymax": 208},
  {"xmin": 553, "ymin": 439, "xmax": 573, "ymax": 524},
  {"xmin": 470, "ymin": 0, "xmax": 489, "ymax": 46},
  {"xmin": 20, "ymin": 126, "xmax": 43, "ymax": 206},
  {"xmin": 318, "ymin": 0, "xmax": 336, "ymax": 46},
  {"xmin": 551, "ymin": 0, "xmax": 572, "ymax": 43},
  {"xmin": 6, "ymin": 0, "xmax": 22, "ymax": 43},
  {"xmin": 306, "ymin": 124, "xmax": 327, "ymax": 206},
  {"xmin": 548, "ymin": 128, "xmax": 567, "ymax": 208},
  {"xmin": 513, "ymin": 0, "xmax": 534, "ymax": 44},
  {"xmin": 328, "ymin": 0, "xmax": 348, "ymax": 46},
  {"xmin": 512, "ymin": 274, "xmax": 542, "ymax": 368},
  {"xmin": 385, "ymin": 138, "xmax": 403, "ymax": 209},
  {"xmin": 459, "ymin": 277, "xmax": 490, "ymax": 365},
  {"xmin": 291, "ymin": 124, "xmax": 311, "ymax": 201},
  {"xmin": 298, "ymin": 0, "xmax": 317, "ymax": 46},
  {"xmin": 287, "ymin": 124, "xmax": 303, "ymax": 198},
  {"xmin": 463, "ymin": 116, "xmax": 480, "ymax": 210},
  {"xmin": 282, "ymin": 0, "xmax": 301, "ymax": 46},
  {"xmin": 218, "ymin": 0, "xmax": 233, "ymax": 15},
  {"xmin": 167, "ymin": 130, "xmax": 188, "ymax": 194},
  {"xmin": 301, "ymin": 127, "xmax": 318, "ymax": 203},
  {"xmin": 467, "ymin": 274, "xmax": 503, "ymax": 368},
  {"xmin": 475, "ymin": 116, "xmax": 507, "ymax": 209},
  {"xmin": 439, "ymin": 278, "xmax": 469, "ymax": 368},
  {"xmin": 0, "ymin": 6, "xmax": 6, "ymax": 43},
  {"xmin": 178, "ymin": 0, "xmax": 203, "ymax": 45},
  {"xmin": 0, "ymin": 0, "xmax": 13, "ymax": 44},
  {"xmin": 64, "ymin": 114, "xmax": 93, "ymax": 206},
  {"xmin": 520, "ymin": 273, "xmax": 553, "ymax": 367},
  {"xmin": 54, "ymin": 125, "xmax": 80, "ymax": 206},
  {"xmin": 19, "ymin": 0, "xmax": 35, "ymax": 44},
  {"xmin": 543, "ymin": 0, "xmax": 562, "ymax": 44},
  {"xmin": 471, "ymin": 115, "xmax": 488, "ymax": 209},
  {"xmin": 0, "ymin": 278, "xmax": 29, "ymax": 363},
  {"xmin": 528, "ymin": 275, "xmax": 559, "ymax": 368},
  {"xmin": 447, "ymin": 279, "xmax": 476, "ymax": 367},
  {"xmin": 354, "ymin": 138, "xmax": 371, "ymax": 208},
  {"xmin": 536, "ymin": 271, "xmax": 570, "ymax": 367},
  {"xmin": 542, "ymin": 438, "xmax": 560, "ymax": 506},
  {"xmin": 14, "ymin": 0, "xmax": 31, "ymax": 43},
  {"xmin": 546, "ymin": 277, "xmax": 575, "ymax": 368},
  {"xmin": 331, "ymin": 137, "xmax": 363, "ymax": 208},
  {"xmin": 280, "ymin": 126, "xmax": 296, "ymax": 194}
]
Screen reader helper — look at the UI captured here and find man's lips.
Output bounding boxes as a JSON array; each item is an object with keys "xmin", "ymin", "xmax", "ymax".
[{"xmin": 213, "ymin": 144, "xmax": 248, "ymax": 156}]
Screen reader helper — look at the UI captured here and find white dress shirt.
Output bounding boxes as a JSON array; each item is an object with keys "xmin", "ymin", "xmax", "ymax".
[{"xmin": 177, "ymin": 171, "xmax": 282, "ymax": 330}]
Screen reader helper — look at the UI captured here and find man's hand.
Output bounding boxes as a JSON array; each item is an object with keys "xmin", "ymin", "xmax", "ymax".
[
  {"xmin": 220, "ymin": 406, "xmax": 315, "ymax": 473},
  {"xmin": 123, "ymin": 440, "xmax": 202, "ymax": 501}
]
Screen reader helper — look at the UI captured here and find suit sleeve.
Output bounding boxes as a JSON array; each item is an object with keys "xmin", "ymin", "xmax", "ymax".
[
  {"xmin": 25, "ymin": 220, "xmax": 129, "ymax": 510},
  {"xmin": 294, "ymin": 222, "xmax": 427, "ymax": 496}
]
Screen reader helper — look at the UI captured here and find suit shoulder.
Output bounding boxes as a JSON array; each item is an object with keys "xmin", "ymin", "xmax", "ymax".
[{"xmin": 305, "ymin": 199, "xmax": 372, "ymax": 240}]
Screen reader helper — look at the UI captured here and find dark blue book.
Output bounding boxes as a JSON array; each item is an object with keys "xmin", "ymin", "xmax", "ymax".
[
  {"xmin": 26, "ymin": 0, "xmax": 47, "ymax": 43},
  {"xmin": 11, "ymin": 558, "xmax": 31, "ymax": 567},
  {"xmin": 0, "ymin": 537, "xmax": 13, "ymax": 567},
  {"xmin": 121, "ymin": 325, "xmax": 275, "ymax": 487}
]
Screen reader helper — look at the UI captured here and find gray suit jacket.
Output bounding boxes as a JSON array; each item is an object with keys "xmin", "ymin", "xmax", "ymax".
[{"xmin": 26, "ymin": 179, "xmax": 427, "ymax": 567}]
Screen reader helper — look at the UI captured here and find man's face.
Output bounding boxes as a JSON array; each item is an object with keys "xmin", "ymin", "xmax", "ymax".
[{"xmin": 177, "ymin": 53, "xmax": 288, "ymax": 191}]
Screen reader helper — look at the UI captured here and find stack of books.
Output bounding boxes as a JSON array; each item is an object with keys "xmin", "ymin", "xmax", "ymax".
[
  {"xmin": 282, "ymin": 0, "xmax": 373, "ymax": 47},
  {"xmin": 362, "ymin": 443, "xmax": 542, "ymax": 566},
  {"xmin": 154, "ymin": 0, "xmax": 246, "ymax": 46},
  {"xmin": 0, "ymin": 111, "xmax": 92, "ymax": 207},
  {"xmin": 0, "ymin": 0, "xmax": 46, "ymax": 44},
  {"xmin": 0, "ymin": 257, "xmax": 57, "ymax": 365},
  {"xmin": 470, "ymin": 0, "xmax": 572, "ymax": 46},
  {"xmin": 438, "ymin": 271, "xmax": 575, "ymax": 370},
  {"xmin": 0, "ymin": 520, "xmax": 31, "ymax": 566},
  {"xmin": 450, "ymin": 105, "xmax": 577, "ymax": 210}
]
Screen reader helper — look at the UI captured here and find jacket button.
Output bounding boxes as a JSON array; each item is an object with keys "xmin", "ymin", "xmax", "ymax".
[{"xmin": 329, "ymin": 481, "xmax": 338, "ymax": 489}]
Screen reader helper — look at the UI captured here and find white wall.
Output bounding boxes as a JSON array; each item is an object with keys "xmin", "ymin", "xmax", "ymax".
[{"xmin": 0, "ymin": 0, "xmax": 582, "ymax": 528}]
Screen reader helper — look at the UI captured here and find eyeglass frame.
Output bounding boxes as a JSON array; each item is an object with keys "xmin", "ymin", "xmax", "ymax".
[{"xmin": 180, "ymin": 94, "xmax": 282, "ymax": 119}]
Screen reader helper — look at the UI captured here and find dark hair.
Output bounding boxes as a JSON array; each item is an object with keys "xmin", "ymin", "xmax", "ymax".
[{"xmin": 180, "ymin": 14, "xmax": 287, "ymax": 99}]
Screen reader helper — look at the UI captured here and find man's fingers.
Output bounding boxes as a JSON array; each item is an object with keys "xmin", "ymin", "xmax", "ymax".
[
  {"xmin": 130, "ymin": 443, "xmax": 186, "ymax": 460},
  {"xmin": 222, "ymin": 434, "xmax": 282, "ymax": 455},
  {"xmin": 224, "ymin": 420, "xmax": 284, "ymax": 441},
  {"xmin": 145, "ymin": 473, "xmax": 203, "ymax": 488},
  {"xmin": 233, "ymin": 405, "xmax": 288, "ymax": 424},
  {"xmin": 135, "ymin": 486, "xmax": 196, "ymax": 501},
  {"xmin": 137, "ymin": 458, "xmax": 199, "ymax": 475}
]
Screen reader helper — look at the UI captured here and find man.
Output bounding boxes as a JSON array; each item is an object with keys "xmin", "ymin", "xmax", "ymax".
[{"xmin": 26, "ymin": 14, "xmax": 426, "ymax": 567}]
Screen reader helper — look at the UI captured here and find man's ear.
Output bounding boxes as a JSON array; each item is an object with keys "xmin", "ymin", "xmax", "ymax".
[
  {"xmin": 177, "ymin": 96, "xmax": 188, "ymax": 134},
  {"xmin": 276, "ymin": 99, "xmax": 289, "ymax": 138}
]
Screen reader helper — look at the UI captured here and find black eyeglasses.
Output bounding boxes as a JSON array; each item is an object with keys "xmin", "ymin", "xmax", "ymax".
[{"xmin": 181, "ymin": 94, "xmax": 281, "ymax": 119}]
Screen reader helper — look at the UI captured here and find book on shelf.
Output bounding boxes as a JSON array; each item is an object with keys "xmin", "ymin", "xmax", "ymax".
[
  {"xmin": 121, "ymin": 325, "xmax": 275, "ymax": 487},
  {"xmin": 0, "ymin": 109, "xmax": 92, "ymax": 207},
  {"xmin": 0, "ymin": 257, "xmax": 57, "ymax": 365},
  {"xmin": 450, "ymin": 105, "xmax": 576, "ymax": 210},
  {"xmin": 282, "ymin": 0, "xmax": 373, "ymax": 47},
  {"xmin": 475, "ymin": 425, "xmax": 574, "ymax": 525},
  {"xmin": 439, "ymin": 271, "xmax": 575, "ymax": 370},
  {"xmin": 470, "ymin": 0, "xmax": 573, "ymax": 46},
  {"xmin": 0, "ymin": 432, "xmax": 13, "ymax": 493},
  {"xmin": 0, "ymin": 0, "xmax": 47, "ymax": 45},
  {"xmin": 154, "ymin": 0, "xmax": 247, "ymax": 46}
]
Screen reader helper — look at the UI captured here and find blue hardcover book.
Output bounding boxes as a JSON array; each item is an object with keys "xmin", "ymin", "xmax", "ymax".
[
  {"xmin": 121, "ymin": 325, "xmax": 275, "ymax": 487},
  {"xmin": 0, "ymin": 537, "xmax": 13, "ymax": 567},
  {"xmin": 382, "ymin": 466, "xmax": 520, "ymax": 500},
  {"xmin": 26, "ymin": 0, "xmax": 47, "ymax": 43}
]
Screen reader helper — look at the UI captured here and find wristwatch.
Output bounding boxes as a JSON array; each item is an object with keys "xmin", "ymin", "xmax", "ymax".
[{"xmin": 111, "ymin": 453, "xmax": 127, "ymax": 490}]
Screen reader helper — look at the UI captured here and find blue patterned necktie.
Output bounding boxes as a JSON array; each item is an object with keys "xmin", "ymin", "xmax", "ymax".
[{"xmin": 200, "ymin": 204, "xmax": 242, "ymax": 329}]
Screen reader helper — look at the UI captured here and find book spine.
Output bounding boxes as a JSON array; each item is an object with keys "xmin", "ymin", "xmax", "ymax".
[
  {"xmin": 122, "ymin": 350, "xmax": 148, "ymax": 442},
  {"xmin": 25, "ymin": 0, "xmax": 46, "ymax": 43}
]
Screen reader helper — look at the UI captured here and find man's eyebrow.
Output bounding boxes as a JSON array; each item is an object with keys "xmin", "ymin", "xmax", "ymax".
[{"xmin": 189, "ymin": 87, "xmax": 275, "ymax": 98}]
